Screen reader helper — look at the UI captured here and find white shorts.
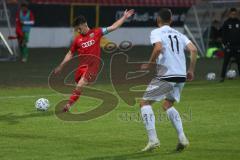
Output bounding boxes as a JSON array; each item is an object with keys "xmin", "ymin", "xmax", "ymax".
[{"xmin": 143, "ymin": 79, "xmax": 185, "ymax": 103}]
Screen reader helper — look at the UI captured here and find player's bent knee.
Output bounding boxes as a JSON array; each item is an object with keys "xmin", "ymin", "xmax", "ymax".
[
  {"xmin": 140, "ymin": 99, "xmax": 149, "ymax": 108},
  {"xmin": 162, "ymin": 99, "xmax": 174, "ymax": 111},
  {"xmin": 76, "ymin": 78, "xmax": 88, "ymax": 90}
]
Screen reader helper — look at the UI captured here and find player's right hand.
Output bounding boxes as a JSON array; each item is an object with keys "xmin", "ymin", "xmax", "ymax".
[{"xmin": 187, "ymin": 71, "xmax": 194, "ymax": 81}]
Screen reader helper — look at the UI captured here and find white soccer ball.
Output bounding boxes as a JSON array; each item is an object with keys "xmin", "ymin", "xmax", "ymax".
[
  {"xmin": 206, "ymin": 72, "xmax": 216, "ymax": 81},
  {"xmin": 226, "ymin": 70, "xmax": 237, "ymax": 79},
  {"xmin": 35, "ymin": 98, "xmax": 50, "ymax": 111}
]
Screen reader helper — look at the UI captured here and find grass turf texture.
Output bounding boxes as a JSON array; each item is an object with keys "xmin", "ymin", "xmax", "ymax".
[{"xmin": 0, "ymin": 80, "xmax": 240, "ymax": 160}]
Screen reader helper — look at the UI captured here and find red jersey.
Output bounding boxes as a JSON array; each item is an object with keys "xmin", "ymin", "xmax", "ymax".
[
  {"xmin": 70, "ymin": 28, "xmax": 103, "ymax": 83},
  {"xmin": 70, "ymin": 28, "xmax": 103, "ymax": 57}
]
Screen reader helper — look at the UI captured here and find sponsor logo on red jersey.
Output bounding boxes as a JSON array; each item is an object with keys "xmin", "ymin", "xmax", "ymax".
[{"xmin": 81, "ymin": 40, "xmax": 95, "ymax": 48}]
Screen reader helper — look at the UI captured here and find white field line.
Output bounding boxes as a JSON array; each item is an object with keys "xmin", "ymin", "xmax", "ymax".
[
  {"xmin": 131, "ymin": 86, "xmax": 240, "ymax": 92},
  {"xmin": 0, "ymin": 86, "xmax": 239, "ymax": 100},
  {"xmin": 0, "ymin": 93, "xmax": 61, "ymax": 100},
  {"xmin": 185, "ymin": 86, "xmax": 240, "ymax": 91}
]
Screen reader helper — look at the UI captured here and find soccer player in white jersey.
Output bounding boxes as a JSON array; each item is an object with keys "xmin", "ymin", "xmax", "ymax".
[{"xmin": 140, "ymin": 8, "xmax": 197, "ymax": 152}]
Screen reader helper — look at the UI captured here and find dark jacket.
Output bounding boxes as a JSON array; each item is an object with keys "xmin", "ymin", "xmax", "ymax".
[{"xmin": 221, "ymin": 18, "xmax": 240, "ymax": 47}]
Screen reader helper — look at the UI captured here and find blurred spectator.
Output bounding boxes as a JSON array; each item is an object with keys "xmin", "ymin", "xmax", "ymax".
[
  {"xmin": 220, "ymin": 8, "xmax": 240, "ymax": 82},
  {"xmin": 209, "ymin": 20, "xmax": 221, "ymax": 46},
  {"xmin": 16, "ymin": 2, "xmax": 35, "ymax": 62},
  {"xmin": 206, "ymin": 20, "xmax": 222, "ymax": 58}
]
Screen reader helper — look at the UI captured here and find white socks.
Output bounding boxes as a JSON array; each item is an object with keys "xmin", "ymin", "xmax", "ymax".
[
  {"xmin": 141, "ymin": 105, "xmax": 158, "ymax": 142},
  {"xmin": 166, "ymin": 107, "xmax": 185, "ymax": 140},
  {"xmin": 141, "ymin": 105, "xmax": 185, "ymax": 143}
]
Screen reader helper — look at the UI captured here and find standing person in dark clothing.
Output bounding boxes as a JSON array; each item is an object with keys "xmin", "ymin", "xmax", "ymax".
[
  {"xmin": 220, "ymin": 8, "xmax": 240, "ymax": 82},
  {"xmin": 210, "ymin": 20, "xmax": 221, "ymax": 43}
]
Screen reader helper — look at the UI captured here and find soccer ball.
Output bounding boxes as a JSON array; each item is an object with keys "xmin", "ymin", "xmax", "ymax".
[
  {"xmin": 206, "ymin": 72, "xmax": 216, "ymax": 81},
  {"xmin": 35, "ymin": 98, "xmax": 50, "ymax": 111},
  {"xmin": 226, "ymin": 70, "xmax": 237, "ymax": 79}
]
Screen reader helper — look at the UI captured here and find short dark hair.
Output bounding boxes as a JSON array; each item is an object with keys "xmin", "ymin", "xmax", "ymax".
[
  {"xmin": 158, "ymin": 8, "xmax": 172, "ymax": 23},
  {"xmin": 21, "ymin": 2, "xmax": 28, "ymax": 8},
  {"xmin": 230, "ymin": 8, "xmax": 237, "ymax": 12},
  {"xmin": 73, "ymin": 15, "xmax": 87, "ymax": 26}
]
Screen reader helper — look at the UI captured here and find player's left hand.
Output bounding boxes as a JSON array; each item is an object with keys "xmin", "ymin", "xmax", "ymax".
[
  {"xmin": 123, "ymin": 9, "xmax": 135, "ymax": 19},
  {"xmin": 141, "ymin": 63, "xmax": 150, "ymax": 70},
  {"xmin": 54, "ymin": 66, "xmax": 62, "ymax": 75},
  {"xmin": 187, "ymin": 71, "xmax": 194, "ymax": 81}
]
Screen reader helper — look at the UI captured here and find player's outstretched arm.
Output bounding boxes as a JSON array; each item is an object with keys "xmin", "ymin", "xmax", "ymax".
[
  {"xmin": 141, "ymin": 42, "xmax": 162, "ymax": 69},
  {"xmin": 186, "ymin": 42, "xmax": 197, "ymax": 81},
  {"xmin": 54, "ymin": 51, "xmax": 73, "ymax": 74},
  {"xmin": 106, "ymin": 9, "xmax": 134, "ymax": 33}
]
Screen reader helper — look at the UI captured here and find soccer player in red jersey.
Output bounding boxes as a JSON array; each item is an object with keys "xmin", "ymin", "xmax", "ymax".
[{"xmin": 54, "ymin": 9, "xmax": 134, "ymax": 112}]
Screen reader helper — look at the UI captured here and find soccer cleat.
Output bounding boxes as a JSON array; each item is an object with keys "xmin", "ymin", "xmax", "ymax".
[
  {"xmin": 63, "ymin": 103, "xmax": 71, "ymax": 112},
  {"xmin": 141, "ymin": 139, "xmax": 160, "ymax": 152},
  {"xmin": 176, "ymin": 135, "xmax": 189, "ymax": 151}
]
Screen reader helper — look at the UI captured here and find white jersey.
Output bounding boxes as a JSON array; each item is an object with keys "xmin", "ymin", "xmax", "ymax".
[{"xmin": 150, "ymin": 25, "xmax": 191, "ymax": 79}]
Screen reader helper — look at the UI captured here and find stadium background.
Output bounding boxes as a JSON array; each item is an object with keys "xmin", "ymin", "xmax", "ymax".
[
  {"xmin": 0, "ymin": 1, "xmax": 240, "ymax": 160},
  {"xmin": 6, "ymin": 0, "xmax": 195, "ymax": 47},
  {"xmin": 1, "ymin": 0, "xmax": 235, "ymax": 86}
]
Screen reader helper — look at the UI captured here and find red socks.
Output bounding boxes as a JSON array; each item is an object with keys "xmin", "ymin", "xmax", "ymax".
[{"xmin": 68, "ymin": 89, "xmax": 81, "ymax": 106}]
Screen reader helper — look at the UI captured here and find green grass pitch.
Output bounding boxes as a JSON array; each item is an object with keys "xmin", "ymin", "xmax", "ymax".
[{"xmin": 0, "ymin": 80, "xmax": 240, "ymax": 160}]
